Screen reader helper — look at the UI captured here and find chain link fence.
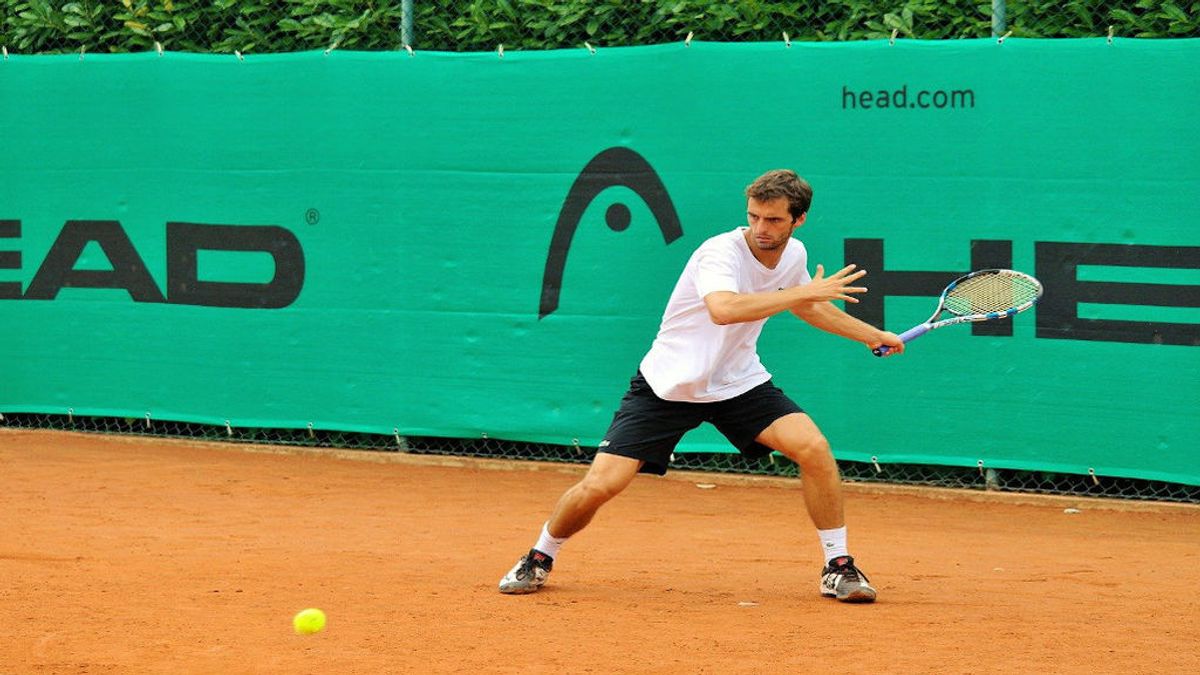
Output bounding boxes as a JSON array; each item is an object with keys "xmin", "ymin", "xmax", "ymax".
[
  {"xmin": 2, "ymin": 1, "xmax": 1196, "ymax": 55},
  {"xmin": 3, "ymin": 413, "xmax": 1197, "ymax": 504}
]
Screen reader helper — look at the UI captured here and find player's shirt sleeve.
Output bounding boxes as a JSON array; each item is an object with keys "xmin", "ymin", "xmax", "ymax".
[
  {"xmin": 694, "ymin": 240, "xmax": 740, "ymax": 299},
  {"xmin": 791, "ymin": 241, "xmax": 812, "ymax": 287}
]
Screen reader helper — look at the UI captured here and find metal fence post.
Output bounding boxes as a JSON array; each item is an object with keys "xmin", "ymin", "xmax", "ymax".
[
  {"xmin": 402, "ymin": 0, "xmax": 415, "ymax": 48},
  {"xmin": 992, "ymin": 0, "xmax": 1007, "ymax": 37}
]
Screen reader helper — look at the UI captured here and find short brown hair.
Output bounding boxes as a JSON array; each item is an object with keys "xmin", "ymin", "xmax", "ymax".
[{"xmin": 745, "ymin": 170, "xmax": 813, "ymax": 220}]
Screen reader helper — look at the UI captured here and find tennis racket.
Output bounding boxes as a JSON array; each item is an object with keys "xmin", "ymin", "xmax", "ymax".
[{"xmin": 873, "ymin": 268, "xmax": 1043, "ymax": 356}]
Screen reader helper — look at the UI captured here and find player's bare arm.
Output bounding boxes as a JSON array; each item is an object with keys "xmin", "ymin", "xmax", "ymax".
[
  {"xmin": 792, "ymin": 300, "xmax": 905, "ymax": 355},
  {"xmin": 703, "ymin": 264, "xmax": 867, "ymax": 325}
]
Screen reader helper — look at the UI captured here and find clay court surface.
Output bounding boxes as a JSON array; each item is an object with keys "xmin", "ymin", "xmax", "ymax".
[{"xmin": 3, "ymin": 429, "xmax": 1198, "ymax": 674}]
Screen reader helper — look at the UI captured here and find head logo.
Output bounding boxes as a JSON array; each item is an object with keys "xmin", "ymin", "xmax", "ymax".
[
  {"xmin": 0, "ymin": 219, "xmax": 304, "ymax": 308},
  {"xmin": 539, "ymin": 147, "xmax": 683, "ymax": 319}
]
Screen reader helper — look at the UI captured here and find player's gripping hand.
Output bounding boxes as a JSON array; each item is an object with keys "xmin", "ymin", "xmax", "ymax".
[{"xmin": 869, "ymin": 331, "xmax": 905, "ymax": 357}]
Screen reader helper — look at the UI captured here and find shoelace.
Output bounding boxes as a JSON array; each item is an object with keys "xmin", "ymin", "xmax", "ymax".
[
  {"xmin": 830, "ymin": 561, "xmax": 869, "ymax": 583},
  {"xmin": 515, "ymin": 561, "xmax": 534, "ymax": 580},
  {"xmin": 517, "ymin": 554, "xmax": 549, "ymax": 579}
]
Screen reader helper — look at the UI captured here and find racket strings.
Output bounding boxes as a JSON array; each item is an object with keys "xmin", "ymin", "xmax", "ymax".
[{"xmin": 944, "ymin": 272, "xmax": 1041, "ymax": 316}]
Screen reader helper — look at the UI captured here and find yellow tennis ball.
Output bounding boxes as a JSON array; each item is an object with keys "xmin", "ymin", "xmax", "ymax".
[{"xmin": 293, "ymin": 608, "xmax": 326, "ymax": 635}]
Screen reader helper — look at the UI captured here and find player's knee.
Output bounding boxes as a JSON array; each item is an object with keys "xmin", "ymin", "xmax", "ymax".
[
  {"xmin": 576, "ymin": 474, "xmax": 627, "ymax": 505},
  {"xmin": 780, "ymin": 433, "xmax": 832, "ymax": 468}
]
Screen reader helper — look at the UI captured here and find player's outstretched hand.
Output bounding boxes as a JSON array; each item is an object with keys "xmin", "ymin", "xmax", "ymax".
[{"xmin": 804, "ymin": 264, "xmax": 868, "ymax": 303}]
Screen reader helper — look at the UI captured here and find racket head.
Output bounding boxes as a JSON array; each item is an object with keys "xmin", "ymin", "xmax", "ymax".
[{"xmin": 940, "ymin": 268, "xmax": 1043, "ymax": 321}]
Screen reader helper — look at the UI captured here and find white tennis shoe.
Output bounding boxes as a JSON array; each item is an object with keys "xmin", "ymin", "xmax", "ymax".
[
  {"xmin": 820, "ymin": 555, "xmax": 877, "ymax": 603},
  {"xmin": 499, "ymin": 549, "xmax": 554, "ymax": 594}
]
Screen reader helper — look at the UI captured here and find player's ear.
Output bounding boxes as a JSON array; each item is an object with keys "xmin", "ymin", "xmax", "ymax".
[{"xmin": 793, "ymin": 212, "xmax": 807, "ymax": 227}]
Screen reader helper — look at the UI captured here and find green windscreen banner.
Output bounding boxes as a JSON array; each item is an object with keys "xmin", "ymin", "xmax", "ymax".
[{"xmin": 1, "ymin": 40, "xmax": 1197, "ymax": 485}]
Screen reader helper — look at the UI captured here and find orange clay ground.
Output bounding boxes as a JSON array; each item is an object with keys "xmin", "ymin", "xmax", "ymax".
[{"xmin": 2, "ymin": 429, "xmax": 1198, "ymax": 674}]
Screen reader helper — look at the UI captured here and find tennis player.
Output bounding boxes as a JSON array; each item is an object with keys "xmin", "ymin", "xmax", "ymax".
[{"xmin": 500, "ymin": 169, "xmax": 905, "ymax": 602}]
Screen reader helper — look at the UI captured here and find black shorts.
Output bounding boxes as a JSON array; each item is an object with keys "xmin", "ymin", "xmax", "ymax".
[{"xmin": 597, "ymin": 372, "xmax": 805, "ymax": 475}]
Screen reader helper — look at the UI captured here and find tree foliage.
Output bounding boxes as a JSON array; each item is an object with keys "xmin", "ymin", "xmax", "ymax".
[{"xmin": 1, "ymin": 0, "xmax": 1195, "ymax": 54}]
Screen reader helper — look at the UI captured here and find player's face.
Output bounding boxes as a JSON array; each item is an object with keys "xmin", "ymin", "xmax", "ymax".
[{"xmin": 746, "ymin": 197, "xmax": 803, "ymax": 251}]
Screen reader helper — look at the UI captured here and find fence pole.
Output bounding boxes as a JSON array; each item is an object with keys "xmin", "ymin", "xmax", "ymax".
[
  {"xmin": 991, "ymin": 0, "xmax": 1007, "ymax": 37},
  {"xmin": 402, "ymin": 0, "xmax": 414, "ymax": 48}
]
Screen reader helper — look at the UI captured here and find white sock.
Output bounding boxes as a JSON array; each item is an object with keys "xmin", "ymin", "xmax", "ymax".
[
  {"xmin": 534, "ymin": 522, "xmax": 568, "ymax": 559},
  {"xmin": 818, "ymin": 526, "xmax": 849, "ymax": 563}
]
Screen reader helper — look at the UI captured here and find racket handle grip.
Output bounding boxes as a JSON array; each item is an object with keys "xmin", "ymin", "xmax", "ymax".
[{"xmin": 873, "ymin": 324, "xmax": 930, "ymax": 357}]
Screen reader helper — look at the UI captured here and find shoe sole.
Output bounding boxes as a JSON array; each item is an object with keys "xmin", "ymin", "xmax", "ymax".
[
  {"xmin": 820, "ymin": 587, "xmax": 877, "ymax": 603},
  {"xmin": 498, "ymin": 584, "xmax": 542, "ymax": 595},
  {"xmin": 837, "ymin": 587, "xmax": 876, "ymax": 603}
]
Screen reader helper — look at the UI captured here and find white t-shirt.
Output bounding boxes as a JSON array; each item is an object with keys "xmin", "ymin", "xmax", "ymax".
[{"xmin": 639, "ymin": 227, "xmax": 811, "ymax": 402}]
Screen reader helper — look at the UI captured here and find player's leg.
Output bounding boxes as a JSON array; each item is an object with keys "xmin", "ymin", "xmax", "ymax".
[
  {"xmin": 756, "ymin": 412, "xmax": 877, "ymax": 603},
  {"xmin": 754, "ymin": 412, "xmax": 843, "ymax": 530},
  {"xmin": 498, "ymin": 453, "xmax": 642, "ymax": 595},
  {"xmin": 546, "ymin": 452, "xmax": 643, "ymax": 538},
  {"xmin": 499, "ymin": 372, "xmax": 698, "ymax": 595}
]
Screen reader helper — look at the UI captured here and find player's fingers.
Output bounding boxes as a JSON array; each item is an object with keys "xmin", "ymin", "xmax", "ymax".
[
  {"xmin": 813, "ymin": 263, "xmax": 825, "ymax": 279},
  {"xmin": 832, "ymin": 263, "xmax": 857, "ymax": 278},
  {"xmin": 842, "ymin": 285, "xmax": 868, "ymax": 294},
  {"xmin": 838, "ymin": 294, "xmax": 860, "ymax": 303}
]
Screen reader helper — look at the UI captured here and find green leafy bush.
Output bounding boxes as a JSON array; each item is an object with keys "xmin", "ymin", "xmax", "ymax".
[{"xmin": 1, "ymin": 0, "xmax": 1196, "ymax": 54}]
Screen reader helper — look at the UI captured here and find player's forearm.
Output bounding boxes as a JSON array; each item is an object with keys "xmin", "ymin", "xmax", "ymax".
[
  {"xmin": 793, "ymin": 301, "xmax": 885, "ymax": 344},
  {"xmin": 704, "ymin": 288, "xmax": 819, "ymax": 325}
]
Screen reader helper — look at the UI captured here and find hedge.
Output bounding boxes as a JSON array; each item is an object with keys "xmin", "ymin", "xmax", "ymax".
[{"xmin": 0, "ymin": 0, "xmax": 1196, "ymax": 54}]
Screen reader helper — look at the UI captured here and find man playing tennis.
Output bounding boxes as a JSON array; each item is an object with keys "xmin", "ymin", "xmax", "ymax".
[{"xmin": 500, "ymin": 169, "xmax": 905, "ymax": 602}]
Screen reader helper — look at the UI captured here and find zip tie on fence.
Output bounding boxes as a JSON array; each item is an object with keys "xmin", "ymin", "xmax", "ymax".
[
  {"xmin": 481, "ymin": 432, "xmax": 489, "ymax": 440},
  {"xmin": 1107, "ymin": 26, "xmax": 1114, "ymax": 45},
  {"xmin": 871, "ymin": 455, "xmax": 883, "ymax": 474},
  {"xmin": 306, "ymin": 422, "xmax": 315, "ymax": 439},
  {"xmin": 584, "ymin": 41, "xmax": 596, "ymax": 54},
  {"xmin": 234, "ymin": 50, "xmax": 244, "ymax": 62},
  {"xmin": 782, "ymin": 32, "xmax": 791, "ymax": 48},
  {"xmin": 68, "ymin": 408, "xmax": 75, "ymax": 425},
  {"xmin": 3, "ymin": 46, "xmax": 9, "ymax": 61},
  {"xmin": 572, "ymin": 437, "xmax": 583, "ymax": 454},
  {"xmin": 996, "ymin": 30, "xmax": 1013, "ymax": 44},
  {"xmin": 225, "ymin": 419, "xmax": 233, "ymax": 437},
  {"xmin": 324, "ymin": 40, "xmax": 340, "ymax": 56},
  {"xmin": 890, "ymin": 29, "xmax": 898, "ymax": 46},
  {"xmin": 144, "ymin": 412, "xmax": 152, "ymax": 429},
  {"xmin": 393, "ymin": 427, "xmax": 407, "ymax": 451},
  {"xmin": 155, "ymin": 41, "xmax": 163, "ymax": 57},
  {"xmin": 977, "ymin": 459, "xmax": 986, "ymax": 477},
  {"xmin": 404, "ymin": 44, "xmax": 414, "ymax": 57},
  {"xmin": 79, "ymin": 45, "xmax": 86, "ymax": 61},
  {"xmin": 685, "ymin": 31, "xmax": 694, "ymax": 47},
  {"xmin": 498, "ymin": 44, "xmax": 504, "ymax": 59},
  {"xmin": 1088, "ymin": 468, "xmax": 1100, "ymax": 486}
]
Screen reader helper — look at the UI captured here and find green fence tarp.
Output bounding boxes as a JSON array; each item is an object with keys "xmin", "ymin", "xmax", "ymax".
[{"xmin": 1, "ymin": 40, "xmax": 1197, "ymax": 485}]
